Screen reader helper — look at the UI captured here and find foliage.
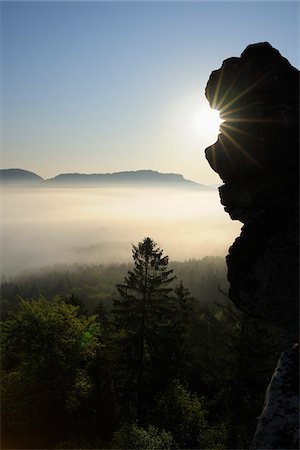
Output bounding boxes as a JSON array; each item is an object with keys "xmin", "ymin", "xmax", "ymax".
[
  {"xmin": 113, "ymin": 423, "xmax": 174, "ymax": 449},
  {"xmin": 0, "ymin": 245, "xmax": 289, "ymax": 449},
  {"xmin": 113, "ymin": 237, "xmax": 176, "ymax": 420},
  {"xmin": 213, "ymin": 300, "xmax": 287, "ymax": 449},
  {"xmin": 201, "ymin": 422, "xmax": 228, "ymax": 449},
  {"xmin": 172, "ymin": 281, "xmax": 193, "ymax": 379},
  {"xmin": 1, "ymin": 296, "xmax": 102, "ymax": 448},
  {"xmin": 0, "ymin": 256, "xmax": 228, "ymax": 318},
  {"xmin": 151, "ymin": 379, "xmax": 207, "ymax": 448}
]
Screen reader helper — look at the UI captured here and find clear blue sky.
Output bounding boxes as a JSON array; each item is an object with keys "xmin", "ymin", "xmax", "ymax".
[{"xmin": 1, "ymin": 1, "xmax": 299, "ymax": 183}]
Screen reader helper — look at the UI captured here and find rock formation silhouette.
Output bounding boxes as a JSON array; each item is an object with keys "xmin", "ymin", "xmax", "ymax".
[{"xmin": 205, "ymin": 42, "xmax": 299, "ymax": 449}]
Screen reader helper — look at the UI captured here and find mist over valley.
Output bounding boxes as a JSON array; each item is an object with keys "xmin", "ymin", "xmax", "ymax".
[{"xmin": 1, "ymin": 181, "xmax": 241, "ymax": 276}]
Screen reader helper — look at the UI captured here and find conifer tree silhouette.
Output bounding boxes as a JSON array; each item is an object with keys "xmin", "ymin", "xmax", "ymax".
[{"xmin": 113, "ymin": 237, "xmax": 175, "ymax": 421}]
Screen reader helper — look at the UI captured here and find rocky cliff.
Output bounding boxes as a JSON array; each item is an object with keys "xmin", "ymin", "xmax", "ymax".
[{"xmin": 204, "ymin": 42, "xmax": 299, "ymax": 448}]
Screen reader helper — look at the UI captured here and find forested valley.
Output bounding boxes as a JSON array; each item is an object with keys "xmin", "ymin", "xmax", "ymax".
[{"xmin": 1, "ymin": 238, "xmax": 288, "ymax": 449}]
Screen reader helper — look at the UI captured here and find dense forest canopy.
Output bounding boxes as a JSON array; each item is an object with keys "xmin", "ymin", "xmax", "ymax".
[
  {"xmin": 0, "ymin": 255, "xmax": 228, "ymax": 318},
  {"xmin": 1, "ymin": 239, "xmax": 289, "ymax": 449}
]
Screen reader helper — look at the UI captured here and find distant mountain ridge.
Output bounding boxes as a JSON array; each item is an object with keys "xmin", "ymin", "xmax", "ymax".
[
  {"xmin": 0, "ymin": 168, "xmax": 212, "ymax": 189},
  {"xmin": 46, "ymin": 170, "xmax": 202, "ymax": 187},
  {"xmin": 0, "ymin": 168, "xmax": 43, "ymax": 184}
]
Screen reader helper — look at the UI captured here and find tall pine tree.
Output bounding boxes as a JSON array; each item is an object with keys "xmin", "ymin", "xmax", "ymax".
[
  {"xmin": 173, "ymin": 281, "xmax": 193, "ymax": 379},
  {"xmin": 113, "ymin": 237, "xmax": 175, "ymax": 421}
]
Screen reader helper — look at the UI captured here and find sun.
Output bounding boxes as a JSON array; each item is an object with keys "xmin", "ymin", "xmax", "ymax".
[
  {"xmin": 170, "ymin": 96, "xmax": 223, "ymax": 146},
  {"xmin": 190, "ymin": 102, "xmax": 223, "ymax": 142}
]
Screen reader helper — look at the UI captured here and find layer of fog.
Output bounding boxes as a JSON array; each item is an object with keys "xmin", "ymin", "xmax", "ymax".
[{"xmin": 0, "ymin": 187, "xmax": 241, "ymax": 276}]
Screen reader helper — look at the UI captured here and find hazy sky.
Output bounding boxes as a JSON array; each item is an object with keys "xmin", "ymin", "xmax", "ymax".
[{"xmin": 2, "ymin": 1, "xmax": 299, "ymax": 184}]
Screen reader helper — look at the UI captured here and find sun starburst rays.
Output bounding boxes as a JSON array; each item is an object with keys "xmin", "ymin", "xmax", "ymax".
[
  {"xmin": 220, "ymin": 122, "xmax": 263, "ymax": 142},
  {"xmin": 211, "ymin": 68, "xmax": 271, "ymax": 114},
  {"xmin": 206, "ymin": 68, "xmax": 276, "ymax": 178},
  {"xmin": 218, "ymin": 134, "xmax": 239, "ymax": 174},
  {"xmin": 221, "ymin": 72, "xmax": 271, "ymax": 114},
  {"xmin": 220, "ymin": 128, "xmax": 263, "ymax": 171}
]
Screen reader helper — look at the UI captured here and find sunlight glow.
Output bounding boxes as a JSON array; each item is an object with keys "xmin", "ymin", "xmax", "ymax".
[{"xmin": 189, "ymin": 102, "xmax": 223, "ymax": 143}]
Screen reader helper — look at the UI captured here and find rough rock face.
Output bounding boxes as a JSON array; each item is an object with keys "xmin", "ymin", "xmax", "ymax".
[
  {"xmin": 205, "ymin": 42, "xmax": 299, "ymax": 339},
  {"xmin": 204, "ymin": 42, "xmax": 299, "ymax": 449},
  {"xmin": 250, "ymin": 346, "xmax": 299, "ymax": 449}
]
